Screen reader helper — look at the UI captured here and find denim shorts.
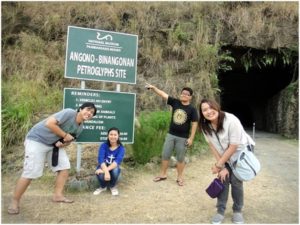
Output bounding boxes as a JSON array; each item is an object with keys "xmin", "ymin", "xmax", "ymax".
[
  {"xmin": 22, "ymin": 139, "xmax": 70, "ymax": 179},
  {"xmin": 162, "ymin": 133, "xmax": 187, "ymax": 162}
]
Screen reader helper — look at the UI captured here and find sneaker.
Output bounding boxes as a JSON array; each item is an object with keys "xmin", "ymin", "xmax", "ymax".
[
  {"xmin": 93, "ymin": 187, "xmax": 107, "ymax": 195},
  {"xmin": 110, "ymin": 187, "xmax": 119, "ymax": 196},
  {"xmin": 232, "ymin": 212, "xmax": 244, "ymax": 224},
  {"xmin": 211, "ymin": 213, "xmax": 224, "ymax": 224}
]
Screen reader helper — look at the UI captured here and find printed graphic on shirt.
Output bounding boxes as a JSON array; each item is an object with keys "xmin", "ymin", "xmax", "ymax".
[
  {"xmin": 173, "ymin": 109, "xmax": 187, "ymax": 125},
  {"xmin": 105, "ymin": 154, "xmax": 115, "ymax": 165}
]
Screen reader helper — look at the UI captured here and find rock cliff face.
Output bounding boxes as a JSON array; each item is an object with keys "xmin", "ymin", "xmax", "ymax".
[{"xmin": 264, "ymin": 81, "xmax": 298, "ymax": 138}]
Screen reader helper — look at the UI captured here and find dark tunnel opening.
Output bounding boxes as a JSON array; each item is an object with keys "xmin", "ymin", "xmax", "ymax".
[{"xmin": 218, "ymin": 46, "xmax": 296, "ymax": 130}]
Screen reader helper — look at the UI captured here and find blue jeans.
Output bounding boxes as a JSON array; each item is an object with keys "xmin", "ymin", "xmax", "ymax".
[{"xmin": 96, "ymin": 166, "xmax": 121, "ymax": 188}]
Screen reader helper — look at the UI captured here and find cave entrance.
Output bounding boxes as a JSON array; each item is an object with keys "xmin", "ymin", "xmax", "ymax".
[{"xmin": 218, "ymin": 46, "xmax": 296, "ymax": 130}]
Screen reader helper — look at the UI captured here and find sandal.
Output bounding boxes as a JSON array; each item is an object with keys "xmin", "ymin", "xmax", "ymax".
[
  {"xmin": 176, "ymin": 179, "xmax": 184, "ymax": 186},
  {"xmin": 52, "ymin": 198, "xmax": 74, "ymax": 203},
  {"xmin": 153, "ymin": 176, "xmax": 167, "ymax": 182},
  {"xmin": 8, "ymin": 207, "xmax": 19, "ymax": 215}
]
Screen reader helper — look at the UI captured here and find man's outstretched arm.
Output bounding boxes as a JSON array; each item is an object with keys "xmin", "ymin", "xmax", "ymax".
[{"xmin": 145, "ymin": 83, "xmax": 168, "ymax": 100}]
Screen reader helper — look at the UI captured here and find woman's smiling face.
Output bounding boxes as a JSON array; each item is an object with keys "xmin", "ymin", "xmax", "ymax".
[
  {"xmin": 108, "ymin": 130, "xmax": 119, "ymax": 144},
  {"xmin": 201, "ymin": 102, "xmax": 219, "ymax": 122}
]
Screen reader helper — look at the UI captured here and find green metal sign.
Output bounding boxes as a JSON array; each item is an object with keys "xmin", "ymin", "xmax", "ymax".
[
  {"xmin": 65, "ymin": 26, "xmax": 138, "ymax": 84},
  {"xmin": 64, "ymin": 88, "xmax": 136, "ymax": 143}
]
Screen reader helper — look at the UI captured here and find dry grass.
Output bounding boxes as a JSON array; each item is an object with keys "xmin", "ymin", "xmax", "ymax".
[{"xmin": 213, "ymin": 2, "xmax": 298, "ymax": 48}]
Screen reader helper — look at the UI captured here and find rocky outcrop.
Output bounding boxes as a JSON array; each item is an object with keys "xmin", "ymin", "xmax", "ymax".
[{"xmin": 264, "ymin": 81, "xmax": 298, "ymax": 138}]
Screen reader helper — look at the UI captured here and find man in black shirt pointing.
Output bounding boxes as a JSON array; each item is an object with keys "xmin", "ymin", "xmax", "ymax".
[{"xmin": 145, "ymin": 83, "xmax": 198, "ymax": 186}]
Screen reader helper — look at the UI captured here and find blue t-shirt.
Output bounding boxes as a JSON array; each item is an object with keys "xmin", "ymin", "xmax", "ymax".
[
  {"xmin": 97, "ymin": 142, "xmax": 125, "ymax": 166},
  {"xmin": 26, "ymin": 108, "xmax": 83, "ymax": 146}
]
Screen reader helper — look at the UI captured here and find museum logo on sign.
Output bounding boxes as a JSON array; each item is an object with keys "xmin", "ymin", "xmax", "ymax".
[{"xmin": 86, "ymin": 32, "xmax": 123, "ymax": 52}]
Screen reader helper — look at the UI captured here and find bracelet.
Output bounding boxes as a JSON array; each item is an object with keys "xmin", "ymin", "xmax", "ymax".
[
  {"xmin": 215, "ymin": 163, "xmax": 225, "ymax": 170},
  {"xmin": 63, "ymin": 133, "xmax": 68, "ymax": 138}
]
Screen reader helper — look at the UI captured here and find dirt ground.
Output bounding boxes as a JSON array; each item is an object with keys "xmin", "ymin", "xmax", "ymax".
[{"xmin": 1, "ymin": 131, "xmax": 299, "ymax": 224}]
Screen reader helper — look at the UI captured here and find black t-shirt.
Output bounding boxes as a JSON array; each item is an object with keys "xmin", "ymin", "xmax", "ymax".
[{"xmin": 167, "ymin": 96, "xmax": 198, "ymax": 138}]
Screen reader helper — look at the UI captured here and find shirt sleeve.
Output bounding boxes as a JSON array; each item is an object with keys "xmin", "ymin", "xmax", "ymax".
[
  {"xmin": 228, "ymin": 118, "xmax": 243, "ymax": 145},
  {"xmin": 191, "ymin": 107, "xmax": 199, "ymax": 122},
  {"xmin": 98, "ymin": 143, "xmax": 107, "ymax": 165},
  {"xmin": 167, "ymin": 96, "xmax": 176, "ymax": 106},
  {"xmin": 114, "ymin": 146, "xmax": 125, "ymax": 165},
  {"xmin": 53, "ymin": 109, "xmax": 75, "ymax": 125}
]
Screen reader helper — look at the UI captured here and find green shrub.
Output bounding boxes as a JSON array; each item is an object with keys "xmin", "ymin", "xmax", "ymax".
[
  {"xmin": 132, "ymin": 111, "xmax": 209, "ymax": 164},
  {"xmin": 187, "ymin": 131, "xmax": 209, "ymax": 156},
  {"xmin": 2, "ymin": 102, "xmax": 32, "ymax": 147},
  {"xmin": 132, "ymin": 111, "xmax": 170, "ymax": 164},
  {"xmin": 1, "ymin": 77, "xmax": 62, "ymax": 148}
]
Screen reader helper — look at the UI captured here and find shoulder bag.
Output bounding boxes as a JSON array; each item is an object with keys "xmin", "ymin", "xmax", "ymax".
[{"xmin": 212, "ymin": 129, "xmax": 261, "ymax": 182}]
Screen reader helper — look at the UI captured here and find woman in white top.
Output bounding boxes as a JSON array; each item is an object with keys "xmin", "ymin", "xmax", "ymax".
[{"xmin": 199, "ymin": 99, "xmax": 254, "ymax": 224}]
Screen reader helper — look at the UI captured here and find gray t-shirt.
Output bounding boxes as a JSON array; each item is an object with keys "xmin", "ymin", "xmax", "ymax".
[
  {"xmin": 204, "ymin": 112, "xmax": 255, "ymax": 164},
  {"xmin": 26, "ymin": 108, "xmax": 83, "ymax": 146}
]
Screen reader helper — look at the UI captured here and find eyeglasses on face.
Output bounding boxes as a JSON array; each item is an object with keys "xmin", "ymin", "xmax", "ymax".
[{"xmin": 180, "ymin": 92, "xmax": 191, "ymax": 96}]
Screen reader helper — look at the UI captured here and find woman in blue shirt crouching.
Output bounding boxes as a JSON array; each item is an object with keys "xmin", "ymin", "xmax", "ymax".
[{"xmin": 93, "ymin": 127, "xmax": 125, "ymax": 196}]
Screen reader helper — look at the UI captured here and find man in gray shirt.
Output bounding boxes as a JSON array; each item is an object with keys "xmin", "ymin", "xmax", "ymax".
[{"xmin": 8, "ymin": 102, "xmax": 97, "ymax": 215}]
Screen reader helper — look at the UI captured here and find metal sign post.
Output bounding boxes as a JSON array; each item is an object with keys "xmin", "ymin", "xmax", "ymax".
[
  {"xmin": 116, "ymin": 83, "xmax": 121, "ymax": 92},
  {"xmin": 253, "ymin": 122, "xmax": 256, "ymax": 141},
  {"xmin": 76, "ymin": 80, "xmax": 85, "ymax": 175},
  {"xmin": 76, "ymin": 143, "xmax": 82, "ymax": 175}
]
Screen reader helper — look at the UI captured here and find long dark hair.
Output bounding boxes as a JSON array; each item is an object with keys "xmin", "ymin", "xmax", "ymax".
[
  {"xmin": 198, "ymin": 99, "xmax": 225, "ymax": 135},
  {"xmin": 106, "ymin": 127, "xmax": 122, "ymax": 147}
]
